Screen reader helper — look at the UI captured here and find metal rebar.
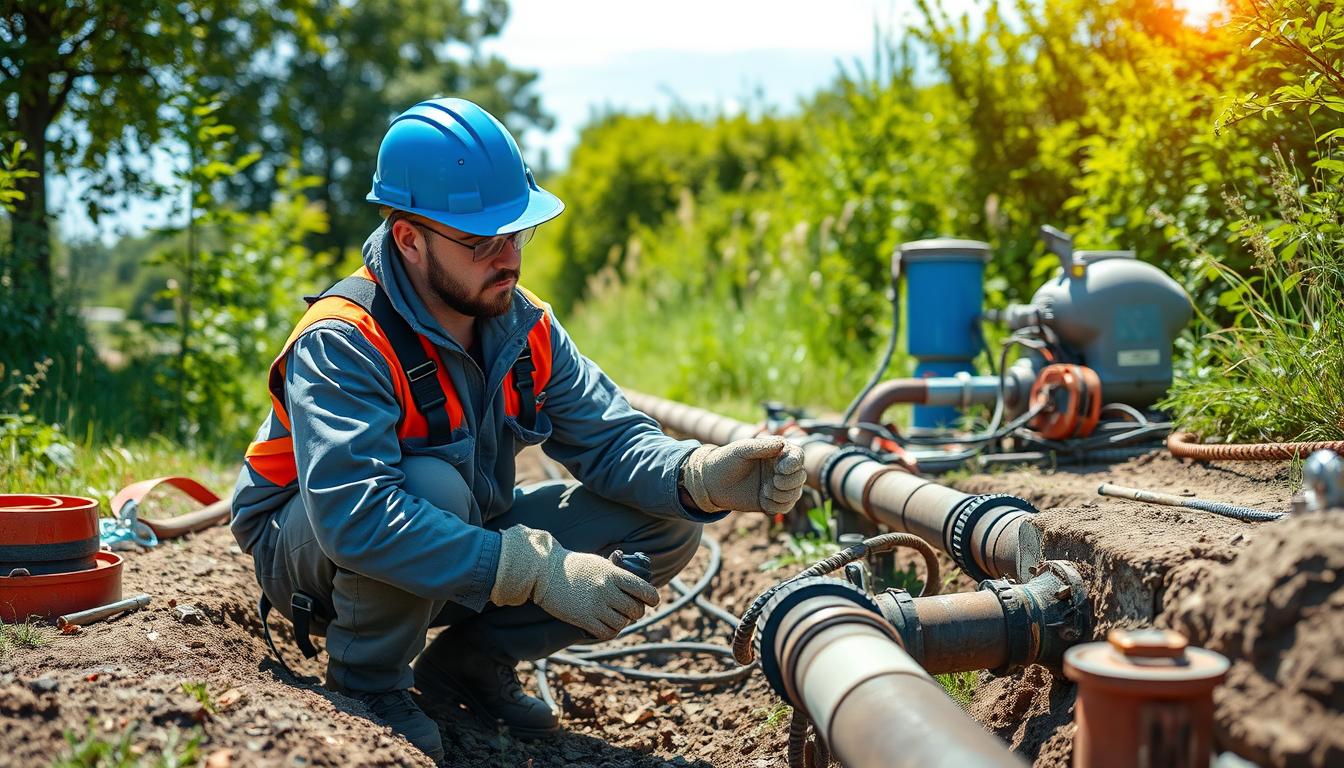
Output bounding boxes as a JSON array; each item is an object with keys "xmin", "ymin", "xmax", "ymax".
[{"xmin": 1097, "ymin": 483, "xmax": 1285, "ymax": 522}]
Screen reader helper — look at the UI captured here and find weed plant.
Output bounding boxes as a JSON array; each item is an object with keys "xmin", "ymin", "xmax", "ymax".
[
  {"xmin": 53, "ymin": 720, "xmax": 200, "ymax": 768},
  {"xmin": 0, "ymin": 616, "xmax": 48, "ymax": 656},
  {"xmin": 1160, "ymin": 153, "xmax": 1344, "ymax": 442}
]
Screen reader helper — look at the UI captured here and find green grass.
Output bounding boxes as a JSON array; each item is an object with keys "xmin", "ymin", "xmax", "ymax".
[
  {"xmin": 753, "ymin": 702, "xmax": 793, "ymax": 733},
  {"xmin": 759, "ymin": 504, "xmax": 840, "ymax": 573},
  {"xmin": 0, "ymin": 615, "xmax": 48, "ymax": 656},
  {"xmin": 1158, "ymin": 153, "xmax": 1344, "ymax": 443},
  {"xmin": 179, "ymin": 682, "xmax": 216, "ymax": 716},
  {"xmin": 937, "ymin": 671, "xmax": 979, "ymax": 708},
  {"xmin": 52, "ymin": 720, "xmax": 201, "ymax": 768}
]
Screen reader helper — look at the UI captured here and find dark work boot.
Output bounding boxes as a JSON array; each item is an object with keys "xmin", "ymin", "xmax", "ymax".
[
  {"xmin": 337, "ymin": 687, "xmax": 445, "ymax": 763},
  {"xmin": 413, "ymin": 633, "xmax": 559, "ymax": 739}
]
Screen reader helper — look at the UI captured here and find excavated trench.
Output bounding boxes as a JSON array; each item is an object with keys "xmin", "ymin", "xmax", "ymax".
[{"xmin": 0, "ymin": 448, "xmax": 1338, "ymax": 767}]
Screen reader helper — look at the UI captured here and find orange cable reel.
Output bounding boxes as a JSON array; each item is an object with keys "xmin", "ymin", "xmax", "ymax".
[{"xmin": 1028, "ymin": 364, "xmax": 1103, "ymax": 440}]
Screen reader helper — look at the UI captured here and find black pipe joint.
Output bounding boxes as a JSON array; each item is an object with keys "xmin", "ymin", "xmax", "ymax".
[
  {"xmin": 753, "ymin": 576, "xmax": 888, "ymax": 702},
  {"xmin": 944, "ymin": 493, "xmax": 1038, "ymax": 582},
  {"xmin": 877, "ymin": 560, "xmax": 1091, "ymax": 675},
  {"xmin": 989, "ymin": 559, "xmax": 1091, "ymax": 674}
]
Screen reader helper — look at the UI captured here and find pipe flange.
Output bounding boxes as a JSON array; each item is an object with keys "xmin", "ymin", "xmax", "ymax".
[
  {"xmin": 946, "ymin": 494, "xmax": 1038, "ymax": 582},
  {"xmin": 754, "ymin": 576, "xmax": 882, "ymax": 698},
  {"xmin": 982, "ymin": 579, "xmax": 1033, "ymax": 675}
]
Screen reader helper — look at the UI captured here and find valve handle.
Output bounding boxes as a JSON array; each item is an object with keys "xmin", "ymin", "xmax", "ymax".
[{"xmin": 1039, "ymin": 225, "xmax": 1075, "ymax": 273}]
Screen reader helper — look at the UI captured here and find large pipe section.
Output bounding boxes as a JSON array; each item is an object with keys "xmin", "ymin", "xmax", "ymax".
[
  {"xmin": 754, "ymin": 576, "xmax": 1023, "ymax": 768},
  {"xmin": 627, "ymin": 390, "xmax": 1039, "ymax": 580},
  {"xmin": 874, "ymin": 560, "xmax": 1090, "ymax": 675}
]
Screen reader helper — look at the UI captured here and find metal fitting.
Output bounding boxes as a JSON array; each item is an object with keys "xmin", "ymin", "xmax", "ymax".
[
  {"xmin": 874, "ymin": 560, "xmax": 1090, "ymax": 676},
  {"xmin": 755, "ymin": 576, "xmax": 1022, "ymax": 768}
]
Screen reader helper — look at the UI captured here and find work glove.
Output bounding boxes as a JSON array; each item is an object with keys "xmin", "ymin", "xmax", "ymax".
[
  {"xmin": 490, "ymin": 525, "xmax": 660, "ymax": 641},
  {"xmin": 681, "ymin": 436, "xmax": 807, "ymax": 514}
]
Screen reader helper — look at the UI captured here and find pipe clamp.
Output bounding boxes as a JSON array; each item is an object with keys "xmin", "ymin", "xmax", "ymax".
[{"xmin": 946, "ymin": 494, "xmax": 1037, "ymax": 582}]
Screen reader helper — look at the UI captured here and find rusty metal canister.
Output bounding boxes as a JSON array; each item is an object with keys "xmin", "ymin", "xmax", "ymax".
[{"xmin": 1064, "ymin": 628, "xmax": 1229, "ymax": 768}]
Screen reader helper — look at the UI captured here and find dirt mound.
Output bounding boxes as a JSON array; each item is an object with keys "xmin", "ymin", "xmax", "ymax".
[
  {"xmin": 1, "ymin": 446, "xmax": 1332, "ymax": 767},
  {"xmin": 1164, "ymin": 512, "xmax": 1344, "ymax": 767}
]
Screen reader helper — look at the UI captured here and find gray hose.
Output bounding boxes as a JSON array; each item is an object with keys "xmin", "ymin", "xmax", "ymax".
[
  {"xmin": 1097, "ymin": 483, "xmax": 1285, "ymax": 522},
  {"xmin": 533, "ymin": 534, "xmax": 753, "ymax": 713}
]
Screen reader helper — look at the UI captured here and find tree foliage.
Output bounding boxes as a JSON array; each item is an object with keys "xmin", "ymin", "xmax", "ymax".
[
  {"xmin": 535, "ymin": 0, "xmax": 1343, "ymax": 433},
  {"xmin": 211, "ymin": 0, "xmax": 552, "ymax": 257},
  {"xmin": 0, "ymin": 0, "xmax": 317, "ymax": 314}
]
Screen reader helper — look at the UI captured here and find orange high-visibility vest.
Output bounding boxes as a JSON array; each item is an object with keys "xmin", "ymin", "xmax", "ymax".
[{"xmin": 244, "ymin": 266, "xmax": 553, "ymax": 488}]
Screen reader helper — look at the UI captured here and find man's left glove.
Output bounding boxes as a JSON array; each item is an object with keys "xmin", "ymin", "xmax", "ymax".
[{"xmin": 681, "ymin": 436, "xmax": 807, "ymax": 514}]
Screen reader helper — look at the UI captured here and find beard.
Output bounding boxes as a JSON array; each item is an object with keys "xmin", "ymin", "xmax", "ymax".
[{"xmin": 425, "ymin": 247, "xmax": 519, "ymax": 318}]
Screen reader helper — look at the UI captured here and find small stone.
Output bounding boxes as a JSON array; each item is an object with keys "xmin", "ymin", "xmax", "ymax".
[
  {"xmin": 174, "ymin": 605, "xmax": 203, "ymax": 624},
  {"xmin": 27, "ymin": 677, "xmax": 58, "ymax": 694}
]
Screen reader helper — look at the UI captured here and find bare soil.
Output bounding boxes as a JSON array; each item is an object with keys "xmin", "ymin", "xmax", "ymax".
[{"xmin": 1, "ymin": 448, "xmax": 1337, "ymax": 767}]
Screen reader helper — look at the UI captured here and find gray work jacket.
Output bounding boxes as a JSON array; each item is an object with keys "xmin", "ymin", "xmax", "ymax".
[{"xmin": 230, "ymin": 221, "xmax": 715, "ymax": 611}]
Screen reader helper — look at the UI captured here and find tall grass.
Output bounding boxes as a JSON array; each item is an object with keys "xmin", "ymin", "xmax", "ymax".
[{"xmin": 1159, "ymin": 150, "xmax": 1344, "ymax": 442}]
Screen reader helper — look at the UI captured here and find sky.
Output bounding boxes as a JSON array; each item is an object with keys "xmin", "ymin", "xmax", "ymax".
[
  {"xmin": 481, "ymin": 0, "xmax": 920, "ymax": 170},
  {"xmin": 53, "ymin": 0, "xmax": 923, "ymax": 243},
  {"xmin": 52, "ymin": 0, "xmax": 1223, "ymax": 244}
]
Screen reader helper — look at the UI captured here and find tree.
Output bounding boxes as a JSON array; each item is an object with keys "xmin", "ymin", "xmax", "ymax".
[
  {"xmin": 0, "ymin": 0, "xmax": 316, "ymax": 318},
  {"xmin": 213, "ymin": 0, "xmax": 553, "ymax": 258}
]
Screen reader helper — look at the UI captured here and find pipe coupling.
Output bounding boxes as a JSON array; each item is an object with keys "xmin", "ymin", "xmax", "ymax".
[
  {"xmin": 753, "ymin": 576, "xmax": 894, "ymax": 702},
  {"xmin": 946, "ymin": 493, "xmax": 1038, "ymax": 582},
  {"xmin": 981, "ymin": 560, "xmax": 1091, "ymax": 674}
]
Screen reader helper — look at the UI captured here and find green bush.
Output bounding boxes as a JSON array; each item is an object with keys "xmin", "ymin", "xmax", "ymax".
[
  {"xmin": 1159, "ymin": 0, "xmax": 1344, "ymax": 442},
  {"xmin": 544, "ymin": 0, "xmax": 1338, "ymax": 438}
]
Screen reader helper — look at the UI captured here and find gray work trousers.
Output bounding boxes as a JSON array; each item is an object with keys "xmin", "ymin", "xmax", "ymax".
[{"xmin": 251, "ymin": 454, "xmax": 703, "ymax": 693}]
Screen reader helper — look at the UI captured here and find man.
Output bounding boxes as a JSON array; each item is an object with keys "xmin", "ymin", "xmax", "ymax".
[{"xmin": 230, "ymin": 97, "xmax": 806, "ymax": 763}]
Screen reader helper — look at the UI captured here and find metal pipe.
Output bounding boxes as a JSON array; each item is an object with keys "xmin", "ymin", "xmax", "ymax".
[
  {"xmin": 875, "ymin": 560, "xmax": 1091, "ymax": 676},
  {"xmin": 853, "ymin": 378, "xmax": 928, "ymax": 445},
  {"xmin": 627, "ymin": 390, "xmax": 1039, "ymax": 580},
  {"xmin": 1168, "ymin": 431, "xmax": 1344, "ymax": 462},
  {"xmin": 756, "ymin": 577, "xmax": 1022, "ymax": 768},
  {"xmin": 56, "ymin": 593, "xmax": 151, "ymax": 628}
]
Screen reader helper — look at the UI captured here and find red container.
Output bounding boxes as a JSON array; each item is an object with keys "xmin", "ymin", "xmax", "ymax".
[
  {"xmin": 0, "ymin": 494, "xmax": 101, "ymax": 575},
  {"xmin": 0, "ymin": 551, "xmax": 124, "ymax": 622}
]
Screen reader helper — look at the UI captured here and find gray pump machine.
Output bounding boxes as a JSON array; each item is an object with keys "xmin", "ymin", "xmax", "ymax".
[{"xmin": 868, "ymin": 226, "xmax": 1192, "ymax": 449}]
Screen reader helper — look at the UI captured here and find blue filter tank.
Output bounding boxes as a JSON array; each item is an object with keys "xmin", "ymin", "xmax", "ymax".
[{"xmin": 897, "ymin": 238, "xmax": 992, "ymax": 430}]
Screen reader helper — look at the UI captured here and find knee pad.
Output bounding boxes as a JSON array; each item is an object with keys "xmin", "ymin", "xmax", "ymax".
[{"xmin": 399, "ymin": 454, "xmax": 472, "ymax": 520}]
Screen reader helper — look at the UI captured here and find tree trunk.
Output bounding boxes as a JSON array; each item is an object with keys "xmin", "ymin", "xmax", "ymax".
[{"xmin": 10, "ymin": 85, "xmax": 53, "ymax": 319}]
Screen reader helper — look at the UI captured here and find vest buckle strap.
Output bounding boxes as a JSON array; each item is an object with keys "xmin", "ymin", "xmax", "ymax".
[{"xmin": 406, "ymin": 360, "xmax": 437, "ymax": 382}]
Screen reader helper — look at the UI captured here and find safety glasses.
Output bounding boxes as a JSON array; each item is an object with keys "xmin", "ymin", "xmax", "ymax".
[{"xmin": 406, "ymin": 218, "xmax": 536, "ymax": 262}]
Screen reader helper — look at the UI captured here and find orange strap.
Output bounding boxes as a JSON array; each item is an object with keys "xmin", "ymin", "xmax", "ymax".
[{"xmin": 111, "ymin": 477, "xmax": 229, "ymax": 539}]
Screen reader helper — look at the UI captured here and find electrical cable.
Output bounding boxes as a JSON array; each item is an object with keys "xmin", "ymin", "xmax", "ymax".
[
  {"xmin": 531, "ymin": 534, "xmax": 754, "ymax": 714},
  {"xmin": 732, "ymin": 531, "xmax": 941, "ymax": 666},
  {"xmin": 840, "ymin": 280, "xmax": 901, "ymax": 426}
]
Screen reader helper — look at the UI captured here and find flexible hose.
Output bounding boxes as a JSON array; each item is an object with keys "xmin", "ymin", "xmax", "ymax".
[
  {"xmin": 1168, "ymin": 431, "xmax": 1344, "ymax": 461},
  {"xmin": 788, "ymin": 707, "xmax": 830, "ymax": 768},
  {"xmin": 841, "ymin": 280, "xmax": 901, "ymax": 426},
  {"xmin": 533, "ymin": 535, "xmax": 753, "ymax": 714},
  {"xmin": 732, "ymin": 532, "xmax": 941, "ymax": 666}
]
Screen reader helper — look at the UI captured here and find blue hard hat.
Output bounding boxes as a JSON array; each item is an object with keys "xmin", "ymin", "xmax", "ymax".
[{"xmin": 367, "ymin": 98, "xmax": 564, "ymax": 236}]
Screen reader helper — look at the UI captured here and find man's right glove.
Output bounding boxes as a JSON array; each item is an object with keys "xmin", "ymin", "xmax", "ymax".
[
  {"xmin": 489, "ymin": 525, "xmax": 660, "ymax": 640},
  {"xmin": 681, "ymin": 436, "xmax": 807, "ymax": 514}
]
